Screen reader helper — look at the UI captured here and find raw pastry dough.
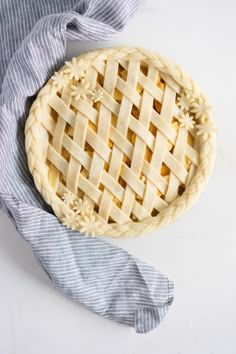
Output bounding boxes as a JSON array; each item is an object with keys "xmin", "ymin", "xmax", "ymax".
[{"xmin": 25, "ymin": 47, "xmax": 216, "ymax": 237}]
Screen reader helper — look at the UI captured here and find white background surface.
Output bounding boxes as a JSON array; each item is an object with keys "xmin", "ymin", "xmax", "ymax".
[{"xmin": 0, "ymin": 1, "xmax": 235, "ymax": 353}]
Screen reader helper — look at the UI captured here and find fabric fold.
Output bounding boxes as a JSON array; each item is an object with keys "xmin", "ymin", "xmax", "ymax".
[{"xmin": 0, "ymin": 0, "xmax": 174, "ymax": 333}]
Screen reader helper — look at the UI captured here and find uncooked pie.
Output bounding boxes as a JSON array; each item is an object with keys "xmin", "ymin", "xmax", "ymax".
[{"xmin": 25, "ymin": 47, "xmax": 216, "ymax": 237}]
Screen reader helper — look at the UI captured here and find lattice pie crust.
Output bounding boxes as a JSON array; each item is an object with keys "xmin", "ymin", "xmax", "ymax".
[{"xmin": 25, "ymin": 47, "xmax": 216, "ymax": 237}]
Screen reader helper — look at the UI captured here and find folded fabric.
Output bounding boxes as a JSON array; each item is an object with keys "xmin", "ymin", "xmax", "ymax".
[{"xmin": 0, "ymin": 0, "xmax": 174, "ymax": 333}]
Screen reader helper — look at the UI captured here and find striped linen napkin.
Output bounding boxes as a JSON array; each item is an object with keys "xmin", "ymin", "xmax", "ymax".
[{"xmin": 0, "ymin": 0, "xmax": 174, "ymax": 333}]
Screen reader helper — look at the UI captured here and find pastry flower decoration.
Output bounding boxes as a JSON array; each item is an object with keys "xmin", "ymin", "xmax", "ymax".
[
  {"xmin": 64, "ymin": 58, "xmax": 87, "ymax": 80},
  {"xmin": 51, "ymin": 71, "xmax": 68, "ymax": 89},
  {"xmin": 61, "ymin": 193, "xmax": 101, "ymax": 236},
  {"xmin": 91, "ymin": 88, "xmax": 103, "ymax": 102},
  {"xmin": 72, "ymin": 198, "xmax": 92, "ymax": 216},
  {"xmin": 196, "ymin": 120, "xmax": 216, "ymax": 141},
  {"xmin": 191, "ymin": 97, "xmax": 212, "ymax": 121},
  {"xmin": 61, "ymin": 191, "xmax": 76, "ymax": 206},
  {"xmin": 177, "ymin": 93, "xmax": 193, "ymax": 111},
  {"xmin": 78, "ymin": 214, "xmax": 101, "ymax": 237},
  {"xmin": 61, "ymin": 212, "xmax": 79, "ymax": 231},
  {"xmin": 70, "ymin": 79, "xmax": 91, "ymax": 101},
  {"xmin": 178, "ymin": 113, "xmax": 196, "ymax": 130},
  {"xmin": 176, "ymin": 91, "xmax": 215, "ymax": 141}
]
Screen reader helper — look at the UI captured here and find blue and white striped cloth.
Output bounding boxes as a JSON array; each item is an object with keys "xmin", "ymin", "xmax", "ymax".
[{"xmin": 0, "ymin": 0, "xmax": 174, "ymax": 333}]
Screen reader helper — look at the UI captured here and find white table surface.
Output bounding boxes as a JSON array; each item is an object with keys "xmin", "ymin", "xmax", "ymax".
[{"xmin": 0, "ymin": 1, "xmax": 235, "ymax": 353}]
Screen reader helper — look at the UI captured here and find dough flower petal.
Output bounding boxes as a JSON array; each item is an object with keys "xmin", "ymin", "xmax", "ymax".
[
  {"xmin": 64, "ymin": 58, "xmax": 88, "ymax": 80},
  {"xmin": 178, "ymin": 113, "xmax": 196, "ymax": 130},
  {"xmin": 177, "ymin": 93, "xmax": 193, "ymax": 111},
  {"xmin": 79, "ymin": 214, "xmax": 101, "ymax": 237},
  {"xmin": 91, "ymin": 89, "xmax": 103, "ymax": 102},
  {"xmin": 70, "ymin": 79, "xmax": 91, "ymax": 101},
  {"xmin": 72, "ymin": 198, "xmax": 92, "ymax": 216},
  {"xmin": 191, "ymin": 97, "xmax": 212, "ymax": 121},
  {"xmin": 61, "ymin": 213, "xmax": 80, "ymax": 230},
  {"xmin": 51, "ymin": 71, "xmax": 68, "ymax": 89},
  {"xmin": 196, "ymin": 121, "xmax": 216, "ymax": 141},
  {"xmin": 61, "ymin": 191, "xmax": 76, "ymax": 206}
]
